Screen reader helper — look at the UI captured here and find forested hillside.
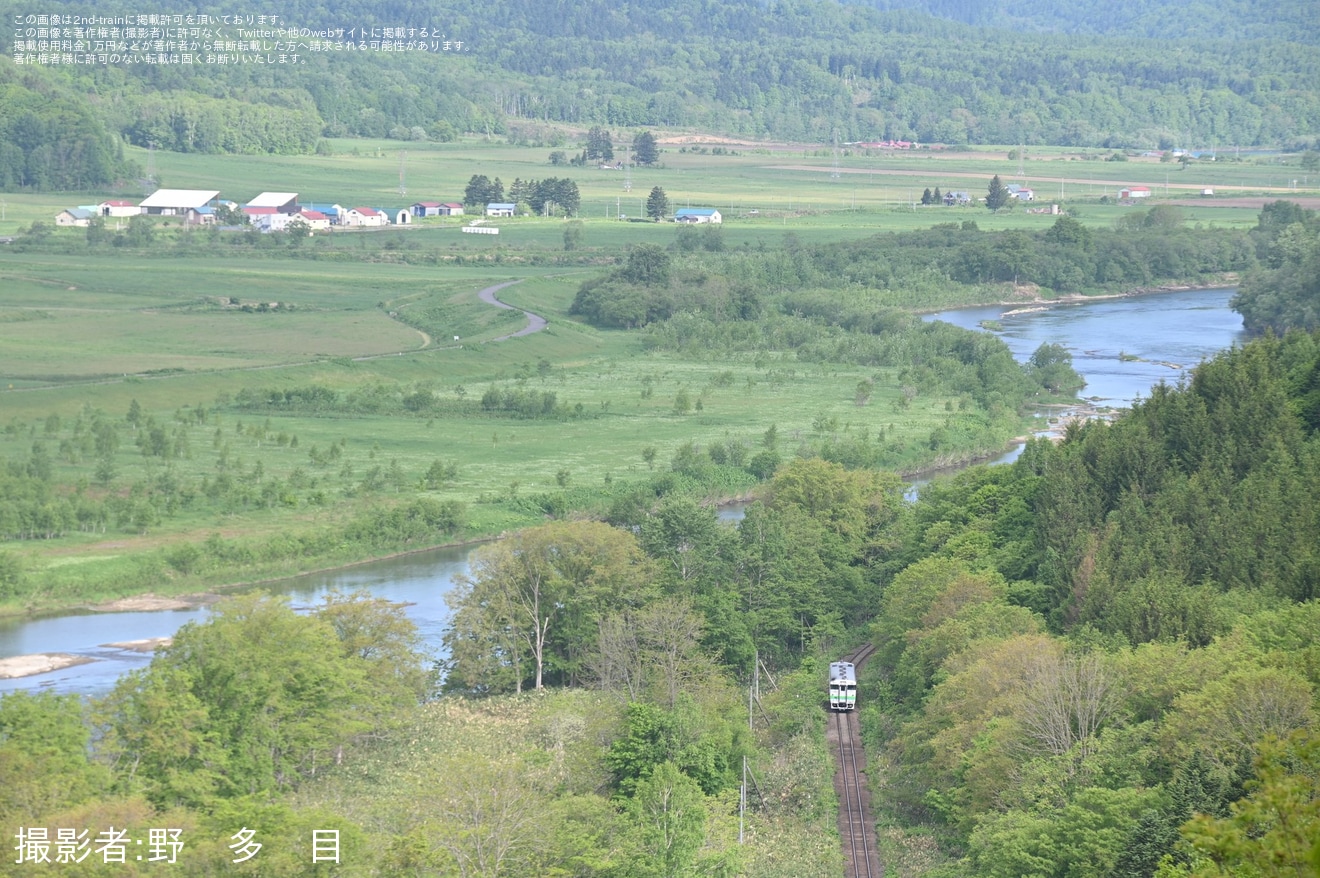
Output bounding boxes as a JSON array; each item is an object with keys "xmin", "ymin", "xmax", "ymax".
[
  {"xmin": 436, "ymin": 329, "xmax": 1320, "ymax": 873},
  {"xmin": 0, "ymin": 62, "xmax": 139, "ymax": 189},
  {"xmin": 852, "ymin": 0, "xmax": 1319, "ymax": 41},
  {"xmin": 3, "ymin": 0, "xmax": 1318, "ymax": 189}
]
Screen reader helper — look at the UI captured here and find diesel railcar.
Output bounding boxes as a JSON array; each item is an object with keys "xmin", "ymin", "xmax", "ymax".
[{"xmin": 829, "ymin": 661, "xmax": 857, "ymax": 711}]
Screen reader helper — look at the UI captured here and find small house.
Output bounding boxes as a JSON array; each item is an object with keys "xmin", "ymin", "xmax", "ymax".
[
  {"xmin": 56, "ymin": 208, "xmax": 95, "ymax": 227},
  {"xmin": 411, "ymin": 201, "xmax": 444, "ymax": 218},
  {"xmin": 1119, "ymin": 186, "xmax": 1152, "ymax": 200},
  {"xmin": 439, "ymin": 202, "xmax": 465, "ymax": 216},
  {"xmin": 241, "ymin": 206, "xmax": 279, "ymax": 225},
  {"xmin": 673, "ymin": 208, "xmax": 722, "ymax": 224},
  {"xmin": 186, "ymin": 206, "xmax": 217, "ymax": 225},
  {"xmin": 1006, "ymin": 184, "xmax": 1035, "ymax": 202},
  {"xmin": 257, "ymin": 212, "xmax": 295, "ymax": 233},
  {"xmin": 485, "ymin": 203, "xmax": 516, "ymax": 217},
  {"xmin": 296, "ymin": 209, "xmax": 331, "ymax": 232},
  {"xmin": 99, "ymin": 200, "xmax": 140, "ymax": 218},
  {"xmin": 340, "ymin": 207, "xmax": 388, "ymax": 227},
  {"xmin": 943, "ymin": 191, "xmax": 972, "ymax": 206}
]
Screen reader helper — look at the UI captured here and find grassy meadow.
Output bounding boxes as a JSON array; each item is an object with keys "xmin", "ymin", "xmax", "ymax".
[{"xmin": 2, "ymin": 137, "xmax": 1313, "ymax": 608}]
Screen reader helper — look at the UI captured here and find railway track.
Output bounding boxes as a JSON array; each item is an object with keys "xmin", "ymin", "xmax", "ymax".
[{"xmin": 832, "ymin": 643, "xmax": 881, "ymax": 878}]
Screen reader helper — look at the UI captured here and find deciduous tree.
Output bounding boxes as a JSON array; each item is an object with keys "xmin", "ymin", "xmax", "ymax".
[{"xmin": 633, "ymin": 130, "xmax": 660, "ymax": 165}]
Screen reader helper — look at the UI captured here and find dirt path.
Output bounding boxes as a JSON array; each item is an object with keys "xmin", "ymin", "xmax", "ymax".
[{"xmin": 477, "ymin": 279, "xmax": 549, "ymax": 340}]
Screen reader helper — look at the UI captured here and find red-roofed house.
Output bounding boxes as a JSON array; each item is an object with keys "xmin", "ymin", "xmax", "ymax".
[
  {"xmin": 1120, "ymin": 186, "xmax": 1152, "ymax": 200},
  {"xmin": 340, "ymin": 207, "xmax": 387, "ymax": 227},
  {"xmin": 297, "ymin": 209, "xmax": 331, "ymax": 232},
  {"xmin": 99, "ymin": 200, "xmax": 141, "ymax": 218}
]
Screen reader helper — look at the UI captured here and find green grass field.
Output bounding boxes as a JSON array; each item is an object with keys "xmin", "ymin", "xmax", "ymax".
[{"xmin": 1, "ymin": 138, "xmax": 1306, "ymax": 605}]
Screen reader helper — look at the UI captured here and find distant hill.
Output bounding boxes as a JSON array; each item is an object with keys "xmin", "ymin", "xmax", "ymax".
[
  {"xmin": 847, "ymin": 0, "xmax": 1319, "ymax": 42},
  {"xmin": 2, "ymin": 0, "xmax": 1317, "ymax": 187}
]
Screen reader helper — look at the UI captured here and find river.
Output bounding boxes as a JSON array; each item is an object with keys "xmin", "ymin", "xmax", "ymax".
[{"xmin": 0, "ymin": 287, "xmax": 1244, "ymax": 696}]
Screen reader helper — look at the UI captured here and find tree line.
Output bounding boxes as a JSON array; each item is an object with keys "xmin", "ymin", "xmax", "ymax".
[{"xmin": 573, "ymin": 210, "xmax": 1254, "ymax": 342}]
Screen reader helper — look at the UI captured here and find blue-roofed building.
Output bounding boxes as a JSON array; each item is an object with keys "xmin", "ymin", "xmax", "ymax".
[
  {"xmin": 486, "ymin": 203, "xmax": 516, "ymax": 217},
  {"xmin": 674, "ymin": 208, "xmax": 722, "ymax": 224}
]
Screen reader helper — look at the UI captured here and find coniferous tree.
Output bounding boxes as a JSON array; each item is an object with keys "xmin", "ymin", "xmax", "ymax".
[
  {"xmin": 646, "ymin": 186, "xmax": 670, "ymax": 221},
  {"xmin": 986, "ymin": 175, "xmax": 1010, "ymax": 212},
  {"xmin": 586, "ymin": 126, "xmax": 614, "ymax": 162}
]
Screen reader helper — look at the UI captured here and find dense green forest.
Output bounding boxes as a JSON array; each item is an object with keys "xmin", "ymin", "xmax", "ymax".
[
  {"xmin": 3, "ymin": 0, "xmax": 1319, "ymax": 189},
  {"xmin": 5, "ymin": 331, "xmax": 1316, "ymax": 875},
  {"xmin": 0, "ymin": 62, "xmax": 139, "ymax": 189},
  {"xmin": 1232, "ymin": 201, "xmax": 1320, "ymax": 336}
]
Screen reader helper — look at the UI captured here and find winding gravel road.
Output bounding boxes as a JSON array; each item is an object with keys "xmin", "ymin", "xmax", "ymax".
[{"xmin": 477, "ymin": 279, "xmax": 548, "ymax": 341}]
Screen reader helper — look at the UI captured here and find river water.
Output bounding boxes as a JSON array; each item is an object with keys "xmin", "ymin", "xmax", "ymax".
[{"xmin": 0, "ymin": 288, "xmax": 1244, "ymax": 696}]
